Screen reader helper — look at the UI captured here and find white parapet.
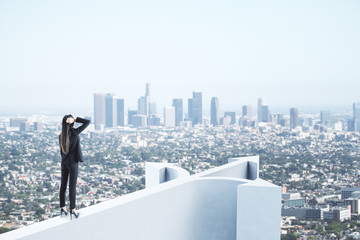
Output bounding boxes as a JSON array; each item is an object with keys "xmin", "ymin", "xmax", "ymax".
[
  {"xmin": 145, "ymin": 162, "xmax": 190, "ymax": 188},
  {"xmin": 1, "ymin": 155, "xmax": 280, "ymax": 240}
]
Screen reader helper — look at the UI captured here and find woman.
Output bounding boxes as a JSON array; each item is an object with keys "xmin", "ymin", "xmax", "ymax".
[{"xmin": 59, "ymin": 114, "xmax": 90, "ymax": 219}]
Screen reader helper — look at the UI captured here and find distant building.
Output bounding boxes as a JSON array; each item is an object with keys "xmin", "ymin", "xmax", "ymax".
[
  {"xmin": 333, "ymin": 121, "xmax": 343, "ymax": 131},
  {"xmin": 172, "ymin": 99, "xmax": 183, "ymax": 127},
  {"xmin": 20, "ymin": 121, "xmax": 30, "ymax": 131},
  {"xmin": 282, "ymin": 192, "xmax": 306, "ymax": 207},
  {"xmin": 149, "ymin": 103, "xmax": 157, "ymax": 115},
  {"xmin": 164, "ymin": 107, "xmax": 175, "ymax": 127},
  {"xmin": 261, "ymin": 105, "xmax": 270, "ymax": 122},
  {"xmin": 180, "ymin": 120, "xmax": 192, "ymax": 128},
  {"xmin": 138, "ymin": 96, "xmax": 148, "ymax": 116},
  {"xmin": 147, "ymin": 115, "xmax": 161, "ymax": 126},
  {"xmin": 348, "ymin": 119, "xmax": 354, "ymax": 131},
  {"xmin": 128, "ymin": 110, "xmax": 138, "ymax": 126},
  {"xmin": 116, "ymin": 98, "xmax": 125, "ymax": 127},
  {"xmin": 10, "ymin": 117, "xmax": 27, "ymax": 128},
  {"xmin": 324, "ymin": 207, "xmax": 351, "ymax": 222},
  {"xmin": 190, "ymin": 92, "xmax": 202, "ymax": 125},
  {"xmin": 344, "ymin": 197, "xmax": 360, "ymax": 215},
  {"xmin": 242, "ymin": 105, "xmax": 252, "ymax": 120},
  {"xmin": 224, "ymin": 112, "xmax": 236, "ymax": 125},
  {"xmin": 290, "ymin": 108, "xmax": 299, "ymax": 129},
  {"xmin": 320, "ymin": 111, "xmax": 331, "ymax": 125},
  {"xmin": 220, "ymin": 115, "xmax": 232, "ymax": 127},
  {"xmin": 34, "ymin": 122, "xmax": 44, "ymax": 131},
  {"xmin": 257, "ymin": 98, "xmax": 263, "ymax": 123},
  {"xmin": 341, "ymin": 188, "xmax": 360, "ymax": 199},
  {"xmin": 146, "ymin": 83, "xmax": 151, "ymax": 101},
  {"xmin": 210, "ymin": 97, "xmax": 220, "ymax": 126},
  {"xmin": 353, "ymin": 103, "xmax": 360, "ymax": 131},
  {"xmin": 94, "ymin": 93, "xmax": 106, "ymax": 130},
  {"xmin": 306, "ymin": 208, "xmax": 323, "ymax": 220},
  {"xmin": 105, "ymin": 93, "xmax": 116, "ymax": 128},
  {"xmin": 133, "ymin": 115, "xmax": 147, "ymax": 128}
]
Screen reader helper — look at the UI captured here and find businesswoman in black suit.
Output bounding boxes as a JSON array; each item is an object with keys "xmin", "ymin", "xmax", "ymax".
[{"xmin": 59, "ymin": 114, "xmax": 90, "ymax": 219}]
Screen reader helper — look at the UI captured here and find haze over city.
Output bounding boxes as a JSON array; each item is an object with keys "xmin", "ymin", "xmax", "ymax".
[{"xmin": 1, "ymin": 0, "xmax": 360, "ymax": 114}]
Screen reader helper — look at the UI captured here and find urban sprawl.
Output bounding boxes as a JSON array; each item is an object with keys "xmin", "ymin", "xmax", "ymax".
[{"xmin": 1, "ymin": 84, "xmax": 360, "ymax": 239}]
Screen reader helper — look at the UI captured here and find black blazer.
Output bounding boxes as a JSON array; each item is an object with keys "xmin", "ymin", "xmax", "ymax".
[{"xmin": 59, "ymin": 117, "xmax": 90, "ymax": 164}]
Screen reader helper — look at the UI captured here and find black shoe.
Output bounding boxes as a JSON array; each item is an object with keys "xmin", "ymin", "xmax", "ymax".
[
  {"xmin": 60, "ymin": 208, "xmax": 68, "ymax": 217},
  {"xmin": 70, "ymin": 209, "xmax": 80, "ymax": 220}
]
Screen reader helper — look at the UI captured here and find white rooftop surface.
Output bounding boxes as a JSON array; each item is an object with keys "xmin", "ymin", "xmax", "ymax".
[{"xmin": 1, "ymin": 155, "xmax": 281, "ymax": 240}]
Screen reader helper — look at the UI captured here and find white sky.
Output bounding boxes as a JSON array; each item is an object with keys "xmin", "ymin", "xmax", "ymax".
[{"xmin": 0, "ymin": 0, "xmax": 359, "ymax": 114}]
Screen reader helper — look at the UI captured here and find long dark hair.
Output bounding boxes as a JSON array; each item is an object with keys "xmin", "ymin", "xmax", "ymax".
[{"xmin": 60, "ymin": 114, "xmax": 74, "ymax": 154}]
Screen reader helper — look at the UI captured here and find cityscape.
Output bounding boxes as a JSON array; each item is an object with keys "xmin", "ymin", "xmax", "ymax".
[
  {"xmin": 1, "ymin": 83, "xmax": 360, "ymax": 239},
  {"xmin": 1, "ymin": 0, "xmax": 359, "ymax": 238}
]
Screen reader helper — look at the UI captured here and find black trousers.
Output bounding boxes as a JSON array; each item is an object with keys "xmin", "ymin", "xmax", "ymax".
[{"xmin": 59, "ymin": 160, "xmax": 78, "ymax": 210}]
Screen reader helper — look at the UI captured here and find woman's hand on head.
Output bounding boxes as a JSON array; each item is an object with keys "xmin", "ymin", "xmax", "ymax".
[{"xmin": 66, "ymin": 117, "xmax": 75, "ymax": 124}]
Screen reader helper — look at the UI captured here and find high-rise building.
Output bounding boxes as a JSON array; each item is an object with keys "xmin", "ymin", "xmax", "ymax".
[
  {"xmin": 147, "ymin": 115, "xmax": 161, "ymax": 126},
  {"xmin": 146, "ymin": 83, "xmax": 151, "ymax": 101},
  {"xmin": 191, "ymin": 92, "xmax": 202, "ymax": 125},
  {"xmin": 188, "ymin": 98, "xmax": 193, "ymax": 120},
  {"xmin": 10, "ymin": 117, "xmax": 28, "ymax": 128},
  {"xmin": 257, "ymin": 98, "xmax": 264, "ymax": 123},
  {"xmin": 290, "ymin": 108, "xmax": 299, "ymax": 129},
  {"xmin": 133, "ymin": 115, "xmax": 147, "ymax": 128},
  {"xmin": 224, "ymin": 112, "xmax": 236, "ymax": 125},
  {"xmin": 20, "ymin": 121, "xmax": 30, "ymax": 131},
  {"xmin": 164, "ymin": 107, "xmax": 175, "ymax": 127},
  {"xmin": 242, "ymin": 105, "xmax": 252, "ymax": 120},
  {"xmin": 261, "ymin": 105, "xmax": 270, "ymax": 122},
  {"xmin": 172, "ymin": 99, "xmax": 183, "ymax": 127},
  {"xmin": 34, "ymin": 122, "xmax": 44, "ymax": 131},
  {"xmin": 353, "ymin": 103, "xmax": 360, "ymax": 131},
  {"xmin": 149, "ymin": 103, "xmax": 157, "ymax": 115},
  {"xmin": 105, "ymin": 93, "xmax": 117, "ymax": 128},
  {"xmin": 94, "ymin": 93, "xmax": 106, "ymax": 130},
  {"xmin": 116, "ymin": 98, "xmax": 125, "ymax": 126},
  {"xmin": 138, "ymin": 96, "xmax": 148, "ymax": 116},
  {"xmin": 210, "ymin": 97, "xmax": 220, "ymax": 126},
  {"xmin": 128, "ymin": 110, "xmax": 138, "ymax": 126},
  {"xmin": 320, "ymin": 111, "xmax": 331, "ymax": 125}
]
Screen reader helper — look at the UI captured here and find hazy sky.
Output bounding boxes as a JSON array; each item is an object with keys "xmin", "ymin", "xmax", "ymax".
[{"xmin": 1, "ymin": 0, "xmax": 359, "ymax": 113}]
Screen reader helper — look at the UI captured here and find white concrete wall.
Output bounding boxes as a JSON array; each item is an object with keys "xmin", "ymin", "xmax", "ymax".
[
  {"xmin": 145, "ymin": 162, "xmax": 189, "ymax": 188},
  {"xmin": 201, "ymin": 156, "xmax": 259, "ymax": 180},
  {"xmin": 237, "ymin": 179, "xmax": 281, "ymax": 240},
  {"xmin": 165, "ymin": 165, "xmax": 190, "ymax": 182}
]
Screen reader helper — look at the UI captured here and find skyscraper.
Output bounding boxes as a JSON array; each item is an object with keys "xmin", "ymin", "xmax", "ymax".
[
  {"xmin": 116, "ymin": 98, "xmax": 125, "ymax": 127},
  {"xmin": 128, "ymin": 110, "xmax": 138, "ymax": 126},
  {"xmin": 261, "ymin": 105, "xmax": 270, "ymax": 122},
  {"xmin": 105, "ymin": 93, "xmax": 117, "ymax": 128},
  {"xmin": 149, "ymin": 103, "xmax": 157, "ymax": 115},
  {"xmin": 146, "ymin": 82, "xmax": 151, "ymax": 101},
  {"xmin": 242, "ymin": 105, "xmax": 252, "ymax": 120},
  {"xmin": 354, "ymin": 103, "xmax": 360, "ymax": 131},
  {"xmin": 257, "ymin": 98, "xmax": 263, "ymax": 123},
  {"xmin": 191, "ymin": 92, "xmax": 202, "ymax": 125},
  {"xmin": 164, "ymin": 107, "xmax": 175, "ymax": 127},
  {"xmin": 320, "ymin": 111, "xmax": 331, "ymax": 125},
  {"xmin": 188, "ymin": 98, "xmax": 193, "ymax": 120},
  {"xmin": 138, "ymin": 96, "xmax": 148, "ymax": 116},
  {"xmin": 94, "ymin": 93, "xmax": 106, "ymax": 130},
  {"xmin": 290, "ymin": 108, "xmax": 299, "ymax": 129},
  {"xmin": 172, "ymin": 99, "xmax": 183, "ymax": 127},
  {"xmin": 211, "ymin": 97, "xmax": 220, "ymax": 126}
]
